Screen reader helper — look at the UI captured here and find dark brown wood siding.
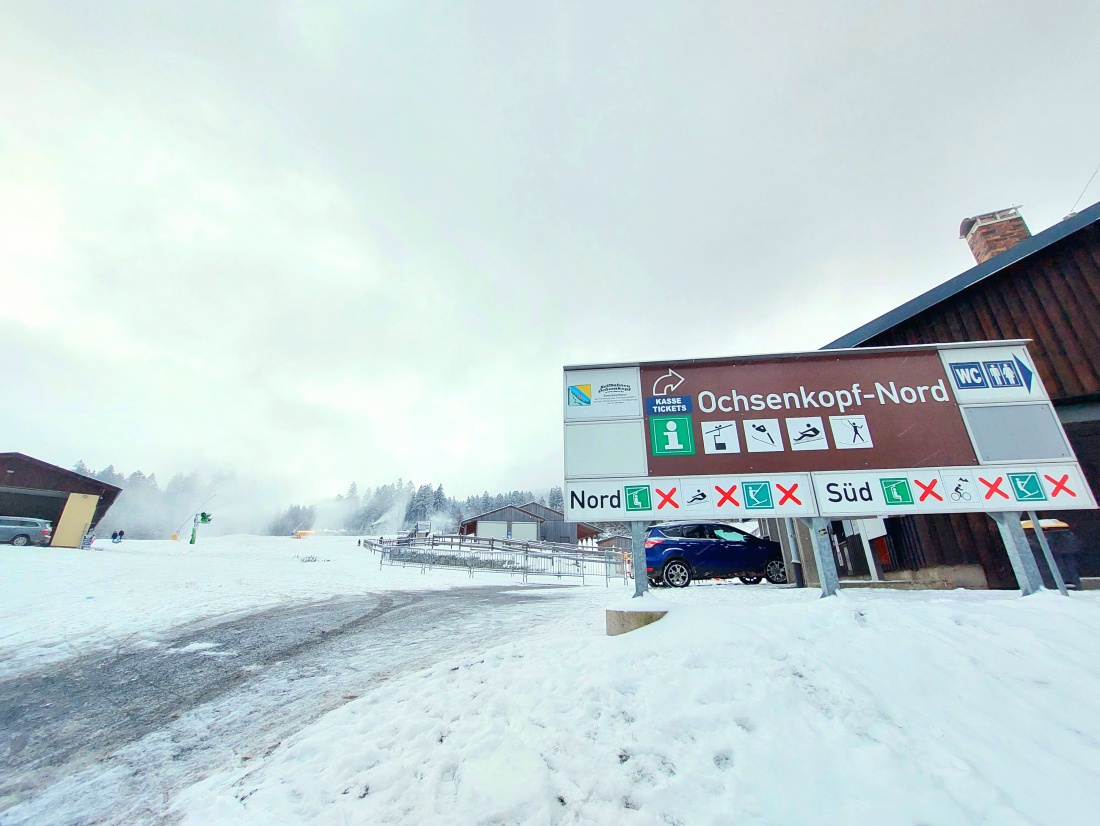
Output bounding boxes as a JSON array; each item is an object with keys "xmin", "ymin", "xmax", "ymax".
[
  {"xmin": 862, "ymin": 223, "xmax": 1100, "ymax": 401},
  {"xmin": 0, "ymin": 453, "xmax": 122, "ymax": 530},
  {"xmin": 857, "ymin": 223, "xmax": 1100, "ymax": 588}
]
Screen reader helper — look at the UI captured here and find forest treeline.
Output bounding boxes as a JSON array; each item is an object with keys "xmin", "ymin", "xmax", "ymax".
[{"xmin": 72, "ymin": 461, "xmax": 565, "ymax": 539}]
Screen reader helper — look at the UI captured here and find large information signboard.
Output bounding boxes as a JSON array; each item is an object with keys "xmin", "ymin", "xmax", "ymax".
[{"xmin": 563, "ymin": 342, "xmax": 1095, "ymax": 522}]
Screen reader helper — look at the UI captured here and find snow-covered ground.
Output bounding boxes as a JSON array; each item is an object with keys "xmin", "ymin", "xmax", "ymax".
[{"xmin": 3, "ymin": 536, "xmax": 1100, "ymax": 825}]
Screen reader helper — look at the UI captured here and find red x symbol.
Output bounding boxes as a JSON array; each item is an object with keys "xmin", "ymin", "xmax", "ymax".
[
  {"xmin": 913, "ymin": 478, "xmax": 942, "ymax": 502},
  {"xmin": 1045, "ymin": 474, "xmax": 1076, "ymax": 498},
  {"xmin": 656, "ymin": 487, "xmax": 679, "ymax": 509},
  {"xmin": 776, "ymin": 483, "xmax": 801, "ymax": 506},
  {"xmin": 979, "ymin": 476, "xmax": 1009, "ymax": 500},
  {"xmin": 714, "ymin": 484, "xmax": 739, "ymax": 507}
]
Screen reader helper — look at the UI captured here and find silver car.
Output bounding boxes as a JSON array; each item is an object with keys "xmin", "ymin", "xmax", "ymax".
[{"xmin": 0, "ymin": 516, "xmax": 53, "ymax": 546}]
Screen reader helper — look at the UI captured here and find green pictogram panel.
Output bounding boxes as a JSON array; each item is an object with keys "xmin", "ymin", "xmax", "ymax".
[
  {"xmin": 743, "ymin": 481, "xmax": 773, "ymax": 510},
  {"xmin": 880, "ymin": 478, "xmax": 914, "ymax": 506},
  {"xmin": 624, "ymin": 485, "xmax": 652, "ymax": 512},
  {"xmin": 649, "ymin": 415, "xmax": 696, "ymax": 456},
  {"xmin": 1008, "ymin": 472, "xmax": 1046, "ymax": 502}
]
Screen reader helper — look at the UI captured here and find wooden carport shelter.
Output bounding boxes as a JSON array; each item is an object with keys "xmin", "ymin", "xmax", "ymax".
[{"xmin": 0, "ymin": 453, "xmax": 122, "ymax": 548}]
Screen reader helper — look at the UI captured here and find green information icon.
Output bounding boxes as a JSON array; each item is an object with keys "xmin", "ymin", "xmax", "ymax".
[
  {"xmin": 1008, "ymin": 473, "xmax": 1046, "ymax": 502},
  {"xmin": 649, "ymin": 415, "xmax": 696, "ymax": 456},
  {"xmin": 880, "ymin": 478, "xmax": 914, "ymax": 506},
  {"xmin": 624, "ymin": 485, "xmax": 652, "ymax": 512},
  {"xmin": 743, "ymin": 481, "xmax": 773, "ymax": 510}
]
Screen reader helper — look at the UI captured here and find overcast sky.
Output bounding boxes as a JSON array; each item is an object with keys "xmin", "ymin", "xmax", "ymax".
[{"xmin": 2, "ymin": 0, "xmax": 1099, "ymax": 502}]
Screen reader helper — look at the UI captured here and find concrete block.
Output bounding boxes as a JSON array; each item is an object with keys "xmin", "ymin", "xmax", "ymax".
[{"xmin": 606, "ymin": 609, "xmax": 668, "ymax": 636}]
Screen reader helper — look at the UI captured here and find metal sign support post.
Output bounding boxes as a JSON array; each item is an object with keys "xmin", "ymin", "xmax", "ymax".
[
  {"xmin": 800, "ymin": 517, "xmax": 840, "ymax": 597},
  {"xmin": 1027, "ymin": 510, "xmax": 1069, "ymax": 596},
  {"xmin": 783, "ymin": 518, "xmax": 806, "ymax": 587},
  {"xmin": 629, "ymin": 521, "xmax": 649, "ymax": 597},
  {"xmin": 990, "ymin": 511, "xmax": 1044, "ymax": 596}
]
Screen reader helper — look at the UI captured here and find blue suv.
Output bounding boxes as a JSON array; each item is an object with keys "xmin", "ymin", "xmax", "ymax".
[{"xmin": 645, "ymin": 521, "xmax": 786, "ymax": 588}]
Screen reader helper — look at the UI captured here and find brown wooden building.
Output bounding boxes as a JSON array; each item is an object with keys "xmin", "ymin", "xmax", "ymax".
[
  {"xmin": 826, "ymin": 201, "xmax": 1100, "ymax": 587},
  {"xmin": 0, "ymin": 453, "xmax": 122, "ymax": 546}
]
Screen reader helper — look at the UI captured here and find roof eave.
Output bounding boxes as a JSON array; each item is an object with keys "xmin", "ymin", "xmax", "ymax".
[{"xmin": 824, "ymin": 199, "xmax": 1100, "ymax": 349}]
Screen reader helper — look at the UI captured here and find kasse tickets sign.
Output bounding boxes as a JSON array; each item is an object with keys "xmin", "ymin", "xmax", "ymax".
[{"xmin": 562, "ymin": 341, "xmax": 1096, "ymax": 521}]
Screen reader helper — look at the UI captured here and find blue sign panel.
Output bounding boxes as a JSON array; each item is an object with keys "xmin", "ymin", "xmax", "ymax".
[
  {"xmin": 949, "ymin": 362, "xmax": 988, "ymax": 389},
  {"xmin": 645, "ymin": 395, "xmax": 694, "ymax": 415}
]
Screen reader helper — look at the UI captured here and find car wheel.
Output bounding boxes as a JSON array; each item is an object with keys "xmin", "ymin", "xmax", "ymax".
[
  {"xmin": 738, "ymin": 575, "xmax": 762, "ymax": 585},
  {"xmin": 11, "ymin": 535, "xmax": 30, "ymax": 547},
  {"xmin": 765, "ymin": 558, "xmax": 787, "ymax": 584},
  {"xmin": 662, "ymin": 560, "xmax": 692, "ymax": 588}
]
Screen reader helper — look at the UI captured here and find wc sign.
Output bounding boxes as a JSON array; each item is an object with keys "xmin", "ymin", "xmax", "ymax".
[
  {"xmin": 948, "ymin": 356, "xmax": 1034, "ymax": 392},
  {"xmin": 951, "ymin": 362, "xmax": 988, "ymax": 389}
]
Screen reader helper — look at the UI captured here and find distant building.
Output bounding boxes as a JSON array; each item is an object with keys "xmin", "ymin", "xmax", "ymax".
[
  {"xmin": 0, "ymin": 453, "xmax": 122, "ymax": 547},
  {"xmin": 596, "ymin": 535, "xmax": 632, "ymax": 554},
  {"xmin": 459, "ymin": 502, "xmax": 598, "ymax": 545}
]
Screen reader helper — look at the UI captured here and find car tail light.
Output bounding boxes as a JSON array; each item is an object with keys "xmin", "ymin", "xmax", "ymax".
[
  {"xmin": 41, "ymin": 529, "xmax": 51, "ymax": 536},
  {"xmin": 646, "ymin": 566, "xmax": 653, "ymax": 573},
  {"xmin": 644, "ymin": 538, "xmax": 663, "ymax": 549}
]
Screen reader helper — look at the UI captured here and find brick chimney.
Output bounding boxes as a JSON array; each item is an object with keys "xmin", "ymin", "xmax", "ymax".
[{"xmin": 959, "ymin": 207, "xmax": 1031, "ymax": 264}]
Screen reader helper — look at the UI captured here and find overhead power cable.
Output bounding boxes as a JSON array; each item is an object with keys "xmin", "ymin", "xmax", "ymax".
[{"xmin": 1069, "ymin": 158, "xmax": 1100, "ymax": 215}]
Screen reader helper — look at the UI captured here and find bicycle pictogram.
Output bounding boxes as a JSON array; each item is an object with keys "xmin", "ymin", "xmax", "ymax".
[{"xmin": 950, "ymin": 478, "xmax": 972, "ymax": 502}]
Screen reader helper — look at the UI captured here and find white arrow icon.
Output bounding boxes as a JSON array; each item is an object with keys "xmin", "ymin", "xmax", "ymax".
[{"xmin": 652, "ymin": 369, "xmax": 685, "ymax": 396}]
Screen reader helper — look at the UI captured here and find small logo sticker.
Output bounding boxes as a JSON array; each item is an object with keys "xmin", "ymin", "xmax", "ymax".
[{"xmin": 567, "ymin": 385, "xmax": 591, "ymax": 406}]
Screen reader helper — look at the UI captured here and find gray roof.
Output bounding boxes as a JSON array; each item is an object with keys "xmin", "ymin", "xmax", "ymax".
[
  {"xmin": 824, "ymin": 199, "xmax": 1100, "ymax": 349},
  {"xmin": 459, "ymin": 505, "xmax": 544, "ymax": 525}
]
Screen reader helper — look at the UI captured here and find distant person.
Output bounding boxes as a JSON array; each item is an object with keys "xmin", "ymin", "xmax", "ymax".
[
  {"xmin": 118, "ymin": 529, "xmax": 125, "ymax": 542},
  {"xmin": 357, "ymin": 538, "xmax": 361, "ymax": 547},
  {"xmin": 111, "ymin": 531, "xmax": 118, "ymax": 543}
]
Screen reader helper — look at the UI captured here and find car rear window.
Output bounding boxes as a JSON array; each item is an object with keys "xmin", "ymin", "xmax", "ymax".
[{"xmin": 656, "ymin": 525, "xmax": 683, "ymax": 537}]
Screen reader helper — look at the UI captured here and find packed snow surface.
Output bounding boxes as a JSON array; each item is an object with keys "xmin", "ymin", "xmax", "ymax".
[{"xmin": 3, "ymin": 536, "xmax": 1100, "ymax": 825}]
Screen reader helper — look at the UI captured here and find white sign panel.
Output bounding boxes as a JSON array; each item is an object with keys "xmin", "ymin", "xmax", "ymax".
[
  {"xmin": 810, "ymin": 462, "xmax": 1095, "ymax": 517},
  {"xmin": 563, "ymin": 367, "xmax": 642, "ymax": 421},
  {"xmin": 565, "ymin": 473, "xmax": 818, "ymax": 521},
  {"xmin": 940, "ymin": 345, "xmax": 1047, "ymax": 404}
]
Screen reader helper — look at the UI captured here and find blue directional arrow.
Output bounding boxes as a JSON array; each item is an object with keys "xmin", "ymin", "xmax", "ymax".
[{"xmin": 1013, "ymin": 355, "xmax": 1034, "ymax": 392}]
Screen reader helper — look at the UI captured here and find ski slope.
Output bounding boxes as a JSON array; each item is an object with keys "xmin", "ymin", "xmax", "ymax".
[{"xmin": 2, "ymin": 536, "xmax": 1099, "ymax": 825}]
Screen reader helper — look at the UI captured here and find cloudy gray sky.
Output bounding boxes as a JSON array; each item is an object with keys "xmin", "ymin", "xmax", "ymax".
[{"xmin": 2, "ymin": 0, "xmax": 1099, "ymax": 502}]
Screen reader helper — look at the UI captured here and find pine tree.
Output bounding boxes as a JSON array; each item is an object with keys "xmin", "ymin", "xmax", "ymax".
[
  {"xmin": 548, "ymin": 486, "xmax": 564, "ymax": 511},
  {"xmin": 96, "ymin": 465, "xmax": 126, "ymax": 486}
]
